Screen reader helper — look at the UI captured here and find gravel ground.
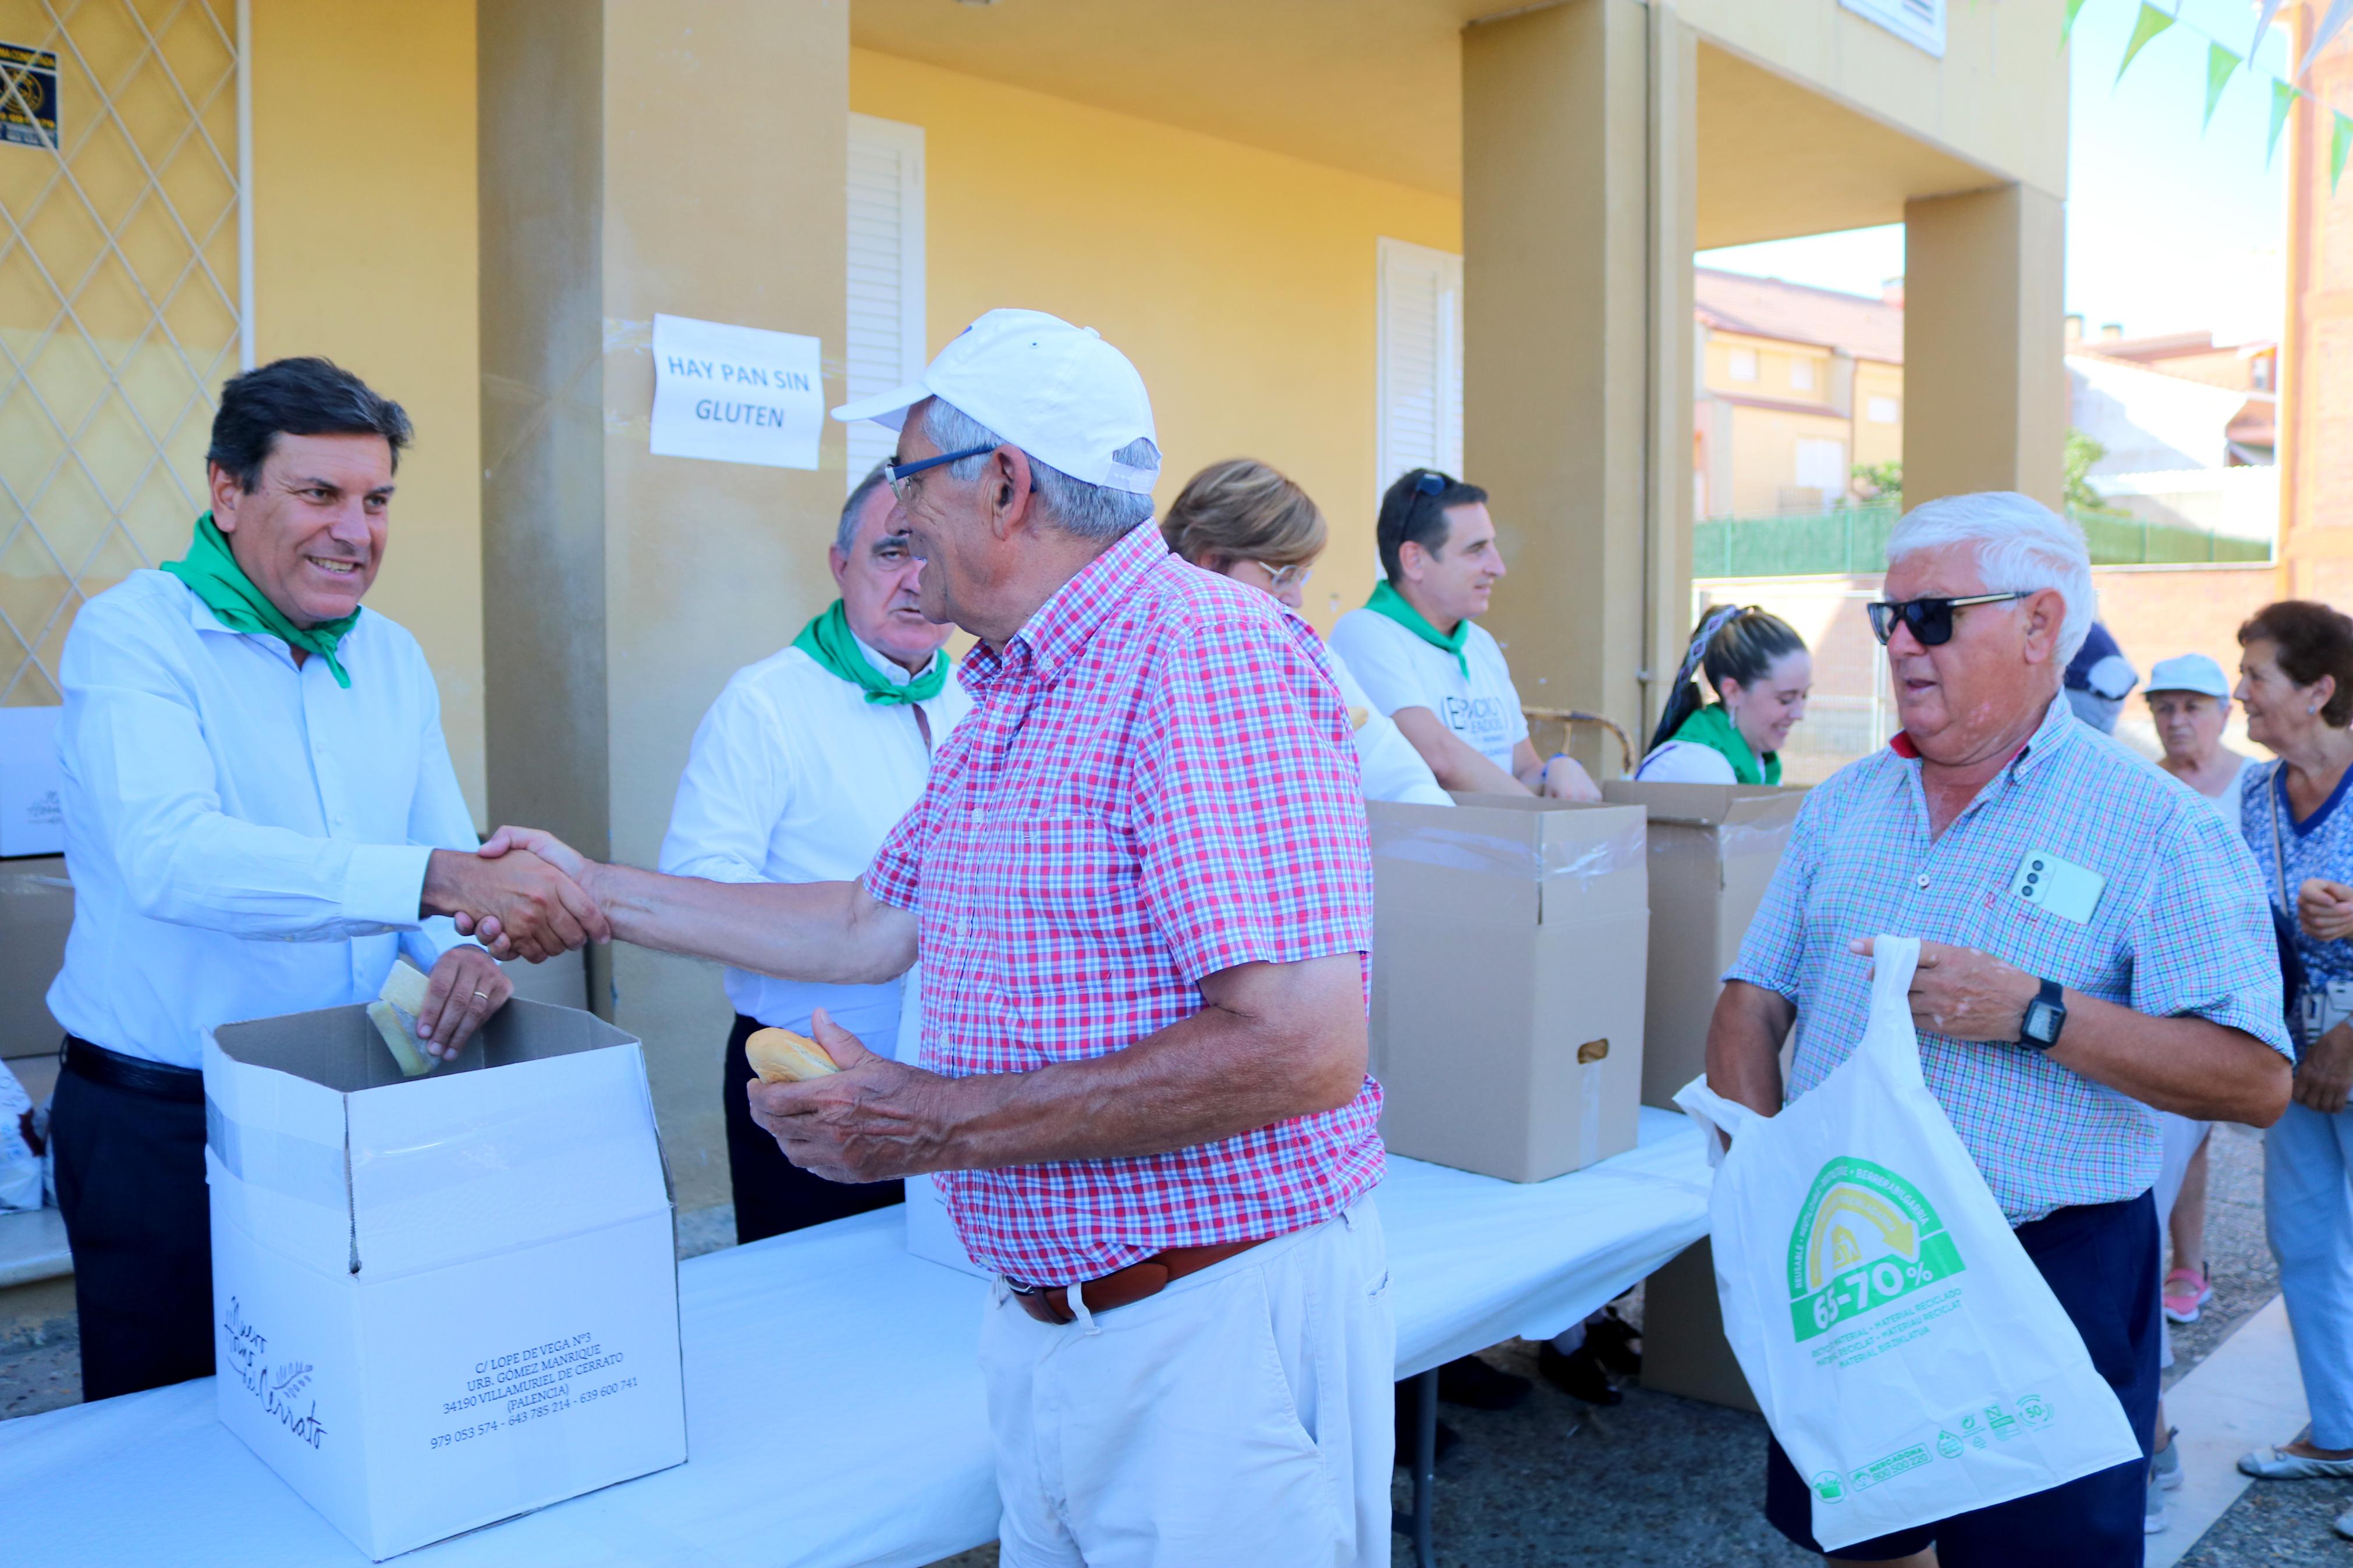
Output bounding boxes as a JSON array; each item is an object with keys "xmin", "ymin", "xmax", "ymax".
[
  {"xmin": 0, "ymin": 1321, "xmax": 79, "ymax": 1422},
  {"xmin": 2, "ymin": 1128, "xmax": 2332, "ymax": 1564}
]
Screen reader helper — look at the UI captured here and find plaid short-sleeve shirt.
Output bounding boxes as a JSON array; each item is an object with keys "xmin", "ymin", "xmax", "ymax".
[
  {"xmin": 1729, "ymin": 694, "xmax": 2288, "ymax": 1224},
  {"xmin": 864, "ymin": 521, "xmax": 1385, "ymax": 1286}
]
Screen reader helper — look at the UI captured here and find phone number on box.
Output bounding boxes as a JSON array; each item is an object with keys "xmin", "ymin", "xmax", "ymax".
[{"xmin": 429, "ymin": 1421, "xmax": 500, "ymax": 1450}]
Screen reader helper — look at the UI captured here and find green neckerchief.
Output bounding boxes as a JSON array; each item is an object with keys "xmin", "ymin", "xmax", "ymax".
[
  {"xmin": 1674, "ymin": 702, "xmax": 1780, "ymax": 786},
  {"xmin": 1365, "ymin": 578, "xmax": 1470, "ymax": 678},
  {"xmin": 792, "ymin": 599, "xmax": 946, "ymax": 706},
  {"xmin": 159, "ymin": 512, "xmax": 360, "ymax": 688}
]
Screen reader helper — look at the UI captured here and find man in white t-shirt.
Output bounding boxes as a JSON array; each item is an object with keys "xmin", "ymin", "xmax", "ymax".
[
  {"xmin": 659, "ymin": 465, "xmax": 971, "ymax": 1243},
  {"xmin": 1329, "ymin": 467, "xmax": 1599, "ymax": 799}
]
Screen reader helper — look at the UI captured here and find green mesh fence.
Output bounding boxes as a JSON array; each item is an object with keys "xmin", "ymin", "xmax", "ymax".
[{"xmin": 1691, "ymin": 506, "xmax": 2271, "ymax": 578}]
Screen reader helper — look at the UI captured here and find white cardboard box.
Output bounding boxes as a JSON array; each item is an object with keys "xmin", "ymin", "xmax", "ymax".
[
  {"xmin": 904, "ymin": 1172, "xmax": 991, "ymax": 1279},
  {"xmin": 0, "ymin": 706, "xmax": 64, "ymax": 858},
  {"xmin": 204, "ymin": 999, "xmax": 687, "ymax": 1560}
]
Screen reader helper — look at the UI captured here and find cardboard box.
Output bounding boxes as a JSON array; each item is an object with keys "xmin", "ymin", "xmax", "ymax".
[
  {"xmin": 905, "ymin": 1172, "xmax": 991, "ymax": 1279},
  {"xmin": 1368, "ymin": 795, "xmax": 1648, "ymax": 1183},
  {"xmin": 1640, "ymin": 1236, "xmax": 1759, "ymax": 1412},
  {"xmin": 1602, "ymin": 782, "xmax": 1804, "ymax": 1108},
  {"xmin": 0, "ymin": 859, "xmax": 70, "ymax": 1059},
  {"xmin": 0, "ymin": 706, "xmax": 63, "ymax": 858},
  {"xmin": 204, "ymin": 1000, "xmax": 686, "ymax": 1560}
]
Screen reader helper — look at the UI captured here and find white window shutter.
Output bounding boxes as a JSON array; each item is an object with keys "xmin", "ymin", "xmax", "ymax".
[
  {"xmin": 845, "ymin": 114, "xmax": 927, "ymax": 491},
  {"xmin": 1376, "ymin": 238, "xmax": 1464, "ymax": 502}
]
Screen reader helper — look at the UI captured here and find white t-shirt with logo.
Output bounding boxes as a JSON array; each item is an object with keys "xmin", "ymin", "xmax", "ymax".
[
  {"xmin": 1329, "ymin": 605, "xmax": 1529, "ymax": 776},
  {"xmin": 1328, "ymin": 648, "xmax": 1451, "ymax": 807}
]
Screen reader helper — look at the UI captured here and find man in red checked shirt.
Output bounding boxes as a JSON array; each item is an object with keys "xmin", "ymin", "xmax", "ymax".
[{"xmin": 464, "ymin": 310, "xmax": 1394, "ymax": 1566}]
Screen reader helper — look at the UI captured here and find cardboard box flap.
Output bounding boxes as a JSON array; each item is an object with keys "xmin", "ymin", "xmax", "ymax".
[
  {"xmin": 204, "ymin": 1029, "xmax": 362, "ymax": 1275},
  {"xmin": 346, "ymin": 1042, "xmax": 668, "ymax": 1281},
  {"xmin": 207, "ymin": 1001, "xmax": 666, "ymax": 1282},
  {"xmin": 1603, "ymin": 780, "xmax": 1805, "ymax": 827},
  {"xmin": 1371, "ymin": 797, "xmax": 1646, "ymax": 926}
]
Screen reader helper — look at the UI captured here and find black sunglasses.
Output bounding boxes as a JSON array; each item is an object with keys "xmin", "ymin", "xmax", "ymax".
[{"xmin": 1866, "ymin": 591, "xmax": 2028, "ymax": 647}]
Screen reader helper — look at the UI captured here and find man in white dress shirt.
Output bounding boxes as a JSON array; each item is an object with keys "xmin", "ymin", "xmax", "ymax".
[
  {"xmin": 1329, "ymin": 468, "xmax": 1599, "ymax": 801},
  {"xmin": 47, "ymin": 358, "xmax": 599, "ymax": 1399},
  {"xmin": 660, "ymin": 464, "xmax": 970, "ymax": 1243}
]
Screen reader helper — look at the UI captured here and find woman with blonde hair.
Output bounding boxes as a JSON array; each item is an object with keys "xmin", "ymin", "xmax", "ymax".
[{"xmin": 1163, "ymin": 458, "xmax": 1450, "ymax": 806}]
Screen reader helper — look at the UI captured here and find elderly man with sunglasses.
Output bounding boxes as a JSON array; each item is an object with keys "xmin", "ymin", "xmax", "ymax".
[{"xmin": 1704, "ymin": 491, "xmax": 2291, "ymax": 1568}]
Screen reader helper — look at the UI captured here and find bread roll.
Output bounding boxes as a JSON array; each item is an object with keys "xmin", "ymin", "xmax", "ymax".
[{"xmin": 746, "ymin": 1026, "xmax": 840, "ymax": 1084}]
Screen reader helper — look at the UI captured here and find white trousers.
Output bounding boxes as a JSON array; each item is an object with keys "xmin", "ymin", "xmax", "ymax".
[{"xmin": 980, "ymin": 1200, "xmax": 1396, "ymax": 1568}]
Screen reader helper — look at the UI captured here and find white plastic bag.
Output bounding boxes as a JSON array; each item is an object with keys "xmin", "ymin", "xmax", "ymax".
[
  {"xmin": 1673, "ymin": 936, "xmax": 2142, "ymax": 1551},
  {"xmin": 0, "ymin": 1065, "xmax": 41, "ymax": 1213}
]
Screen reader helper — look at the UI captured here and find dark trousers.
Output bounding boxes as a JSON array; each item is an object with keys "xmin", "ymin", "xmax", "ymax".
[
  {"xmin": 50, "ymin": 1058, "xmax": 215, "ymax": 1400},
  {"xmin": 723, "ymin": 1012, "xmax": 901, "ymax": 1246},
  {"xmin": 1765, "ymin": 1190, "xmax": 2162, "ymax": 1566}
]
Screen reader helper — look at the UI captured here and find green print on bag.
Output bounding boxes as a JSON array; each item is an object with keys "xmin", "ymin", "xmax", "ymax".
[{"xmin": 1787, "ymin": 1156, "xmax": 1967, "ymax": 1342}]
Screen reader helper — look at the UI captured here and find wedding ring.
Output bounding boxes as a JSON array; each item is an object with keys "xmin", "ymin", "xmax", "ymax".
[{"xmin": 472, "ymin": 989, "xmax": 490, "ymax": 1003}]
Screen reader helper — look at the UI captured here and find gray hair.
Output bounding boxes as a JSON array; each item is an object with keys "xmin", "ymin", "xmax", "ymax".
[
  {"xmin": 837, "ymin": 461, "xmax": 892, "ymax": 555},
  {"xmin": 1886, "ymin": 492, "xmax": 2096, "ymax": 664},
  {"xmin": 920, "ymin": 397, "xmax": 1159, "ymax": 541}
]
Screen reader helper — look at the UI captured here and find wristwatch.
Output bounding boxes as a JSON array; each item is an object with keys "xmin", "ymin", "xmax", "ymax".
[{"xmin": 2018, "ymin": 978, "xmax": 2067, "ymax": 1051}]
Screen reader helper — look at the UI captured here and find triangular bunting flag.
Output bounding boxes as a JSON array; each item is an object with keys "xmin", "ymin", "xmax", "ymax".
[
  {"xmin": 2063, "ymin": 0, "xmax": 2093, "ymax": 45},
  {"xmin": 2297, "ymin": 0, "xmax": 2353, "ymax": 81},
  {"xmin": 2204, "ymin": 42, "xmax": 2242, "ymax": 130},
  {"xmin": 2117, "ymin": 2, "xmax": 2176, "ymax": 84},
  {"xmin": 2335, "ymin": 111, "xmax": 2353, "ymax": 193},
  {"xmin": 2270, "ymin": 79, "xmax": 2302, "ymax": 165},
  {"xmin": 2252, "ymin": 0, "xmax": 2287, "ymax": 65}
]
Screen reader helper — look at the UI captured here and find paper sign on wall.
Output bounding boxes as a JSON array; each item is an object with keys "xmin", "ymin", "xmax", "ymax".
[{"xmin": 648, "ymin": 313, "xmax": 824, "ymax": 470}]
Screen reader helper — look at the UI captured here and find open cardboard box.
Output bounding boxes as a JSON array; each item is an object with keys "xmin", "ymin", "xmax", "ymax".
[
  {"xmin": 1601, "ymin": 781, "xmax": 1805, "ymax": 1108},
  {"xmin": 1367, "ymin": 794, "xmax": 1648, "ymax": 1183},
  {"xmin": 203, "ymin": 999, "xmax": 685, "ymax": 1560}
]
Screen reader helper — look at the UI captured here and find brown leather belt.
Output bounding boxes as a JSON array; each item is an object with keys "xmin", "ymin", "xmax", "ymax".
[{"xmin": 1009, "ymin": 1235, "xmax": 1278, "ymax": 1325}]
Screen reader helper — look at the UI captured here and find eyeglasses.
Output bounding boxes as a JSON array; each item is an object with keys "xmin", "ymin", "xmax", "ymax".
[
  {"xmin": 1248, "ymin": 560, "xmax": 1314, "ymax": 592},
  {"xmin": 1866, "ymin": 591, "xmax": 2029, "ymax": 648},
  {"xmin": 883, "ymin": 443, "xmax": 997, "ymax": 504}
]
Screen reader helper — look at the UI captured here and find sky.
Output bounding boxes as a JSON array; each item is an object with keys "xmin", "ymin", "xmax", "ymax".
[{"xmin": 1697, "ymin": 0, "xmax": 2292, "ymax": 346}]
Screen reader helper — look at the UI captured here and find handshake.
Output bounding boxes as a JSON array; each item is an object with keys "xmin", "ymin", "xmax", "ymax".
[{"xmin": 421, "ymin": 828, "xmax": 601, "ymax": 963}]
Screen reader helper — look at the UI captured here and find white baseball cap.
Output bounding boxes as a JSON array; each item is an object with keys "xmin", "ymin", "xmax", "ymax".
[
  {"xmin": 830, "ymin": 308, "xmax": 1160, "ymax": 495},
  {"xmin": 2146, "ymin": 653, "xmax": 2233, "ymax": 700}
]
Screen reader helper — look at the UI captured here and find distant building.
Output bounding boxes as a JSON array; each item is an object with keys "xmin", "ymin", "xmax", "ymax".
[
  {"xmin": 1693, "ymin": 269, "xmax": 1904, "ymax": 518},
  {"xmin": 2065, "ymin": 328, "xmax": 2279, "ymax": 548}
]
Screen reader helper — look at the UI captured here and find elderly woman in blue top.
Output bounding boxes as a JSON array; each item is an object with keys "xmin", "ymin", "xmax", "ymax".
[
  {"xmin": 1705, "ymin": 491, "xmax": 2291, "ymax": 1568},
  {"xmin": 2230, "ymin": 601, "xmax": 2353, "ymax": 1517}
]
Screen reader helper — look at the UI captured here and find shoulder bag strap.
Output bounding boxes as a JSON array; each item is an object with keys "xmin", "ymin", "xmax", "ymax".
[{"xmin": 2269, "ymin": 760, "xmax": 2291, "ymax": 911}]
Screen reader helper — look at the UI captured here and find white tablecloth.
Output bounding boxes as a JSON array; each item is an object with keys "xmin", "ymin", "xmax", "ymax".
[{"xmin": 0, "ymin": 1108, "xmax": 1708, "ymax": 1566}]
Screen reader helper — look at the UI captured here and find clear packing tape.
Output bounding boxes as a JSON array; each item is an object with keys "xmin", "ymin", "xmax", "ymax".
[
  {"xmin": 1713, "ymin": 814, "xmax": 1798, "ymax": 866},
  {"xmin": 1369, "ymin": 814, "xmax": 1648, "ymax": 884},
  {"xmin": 205, "ymin": 1096, "xmax": 346, "ymax": 1210}
]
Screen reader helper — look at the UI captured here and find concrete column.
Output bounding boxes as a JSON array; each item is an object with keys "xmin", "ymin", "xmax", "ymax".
[
  {"xmin": 478, "ymin": 2, "xmax": 850, "ymax": 1213},
  {"xmin": 2279, "ymin": 3, "xmax": 2353, "ymax": 599},
  {"xmin": 1462, "ymin": 0, "xmax": 1696, "ymax": 763},
  {"xmin": 1902, "ymin": 183, "xmax": 2067, "ymax": 511}
]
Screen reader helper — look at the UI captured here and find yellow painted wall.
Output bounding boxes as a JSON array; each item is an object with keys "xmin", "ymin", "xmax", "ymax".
[
  {"xmin": 1682, "ymin": 0, "xmax": 2069, "ymax": 204},
  {"xmin": 1725, "ymin": 403, "xmax": 1852, "ymax": 515},
  {"xmin": 850, "ymin": 49, "xmax": 1460, "ymax": 632},
  {"xmin": 252, "ymin": 0, "xmax": 485, "ymax": 819},
  {"xmin": 1854, "ymin": 360, "xmax": 1905, "ymax": 470},
  {"xmin": 1702, "ymin": 331, "xmax": 1833, "ymax": 405}
]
